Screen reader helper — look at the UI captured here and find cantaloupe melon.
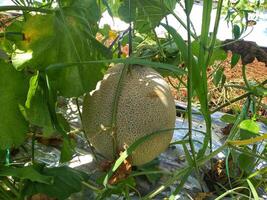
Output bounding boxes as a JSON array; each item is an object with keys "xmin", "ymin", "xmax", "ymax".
[{"xmin": 82, "ymin": 64, "xmax": 176, "ymax": 166}]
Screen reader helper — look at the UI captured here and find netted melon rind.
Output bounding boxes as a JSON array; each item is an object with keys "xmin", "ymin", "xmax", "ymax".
[{"xmin": 82, "ymin": 64, "xmax": 176, "ymax": 166}]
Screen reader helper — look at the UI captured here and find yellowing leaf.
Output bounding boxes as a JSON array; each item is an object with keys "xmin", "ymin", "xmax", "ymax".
[{"xmin": 228, "ymin": 133, "xmax": 267, "ymax": 146}]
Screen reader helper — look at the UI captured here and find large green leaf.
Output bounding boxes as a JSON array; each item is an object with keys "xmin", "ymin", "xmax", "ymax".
[
  {"xmin": 11, "ymin": 0, "xmax": 111, "ymax": 97},
  {"xmin": 0, "ymin": 62, "xmax": 29, "ymax": 149},
  {"xmin": 117, "ymin": 0, "xmax": 176, "ymax": 33},
  {"xmin": 0, "ymin": 165, "xmax": 53, "ymax": 184},
  {"xmin": 22, "ymin": 166, "xmax": 88, "ymax": 200},
  {"xmin": 24, "ymin": 73, "xmax": 55, "ymax": 136},
  {"xmin": 239, "ymin": 119, "xmax": 260, "ymax": 140}
]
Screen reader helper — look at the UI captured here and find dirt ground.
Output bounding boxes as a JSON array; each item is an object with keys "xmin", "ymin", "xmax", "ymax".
[
  {"xmin": 223, "ymin": 54, "xmax": 267, "ymax": 82},
  {"xmin": 168, "ymin": 52, "xmax": 267, "ymax": 112}
]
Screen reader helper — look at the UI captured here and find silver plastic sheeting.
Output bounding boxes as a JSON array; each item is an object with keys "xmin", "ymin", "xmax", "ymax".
[{"xmin": 16, "ymin": 100, "xmax": 267, "ymax": 199}]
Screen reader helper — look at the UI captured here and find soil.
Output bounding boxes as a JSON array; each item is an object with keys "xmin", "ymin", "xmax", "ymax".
[
  {"xmin": 168, "ymin": 52, "xmax": 267, "ymax": 112},
  {"xmin": 0, "ymin": 13, "xmax": 13, "ymax": 31},
  {"xmin": 223, "ymin": 53, "xmax": 267, "ymax": 82}
]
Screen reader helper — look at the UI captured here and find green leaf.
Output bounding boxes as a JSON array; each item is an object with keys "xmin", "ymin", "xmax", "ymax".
[
  {"xmin": 12, "ymin": 50, "xmax": 33, "ymax": 70},
  {"xmin": 220, "ymin": 114, "xmax": 236, "ymax": 124},
  {"xmin": 192, "ymin": 39, "xmax": 227, "ymax": 65},
  {"xmin": 213, "ymin": 67, "xmax": 225, "ymax": 86},
  {"xmin": 239, "ymin": 119, "xmax": 260, "ymax": 140},
  {"xmin": 161, "ymin": 24, "xmax": 210, "ymax": 119},
  {"xmin": 24, "ymin": 73, "xmax": 55, "ymax": 136},
  {"xmin": 185, "ymin": 0, "xmax": 194, "ymax": 14},
  {"xmin": 57, "ymin": 113, "xmax": 70, "ymax": 133},
  {"xmin": 238, "ymin": 153, "xmax": 255, "ymax": 173},
  {"xmin": 13, "ymin": 0, "xmax": 111, "ymax": 97},
  {"xmin": 247, "ymin": 179, "xmax": 259, "ymax": 200},
  {"xmin": 98, "ymin": 177, "xmax": 135, "ymax": 199},
  {"xmin": 0, "ymin": 165, "xmax": 53, "ymax": 184},
  {"xmin": 231, "ymin": 53, "xmax": 240, "ymax": 68},
  {"xmin": 136, "ymin": 159, "xmax": 161, "ymax": 185},
  {"xmin": 118, "ymin": 0, "xmax": 176, "ymax": 33},
  {"xmin": 251, "ymin": 85, "xmax": 267, "ymax": 97},
  {"xmin": 46, "ymin": 57, "xmax": 186, "ymax": 76},
  {"xmin": 118, "ymin": 0, "xmax": 137, "ymax": 22},
  {"xmin": 164, "ymin": 0, "xmax": 177, "ymax": 11},
  {"xmin": 233, "ymin": 24, "xmax": 241, "ymax": 39},
  {"xmin": 0, "ymin": 49, "xmax": 9, "ymax": 60},
  {"xmin": 60, "ymin": 138, "xmax": 75, "ymax": 162},
  {"xmin": 5, "ymin": 20, "xmax": 24, "ymax": 42},
  {"xmin": 0, "ymin": 62, "xmax": 29, "ymax": 149},
  {"xmin": 25, "ymin": 72, "xmax": 39, "ymax": 108},
  {"xmin": 22, "ymin": 166, "xmax": 88, "ymax": 200},
  {"xmin": 0, "ymin": 150, "xmax": 6, "ymax": 164}
]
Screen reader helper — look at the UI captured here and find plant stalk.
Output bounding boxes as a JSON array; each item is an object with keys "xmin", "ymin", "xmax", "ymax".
[
  {"xmin": 0, "ymin": 5, "xmax": 52, "ymax": 13},
  {"xmin": 184, "ymin": 0, "xmax": 202, "ymax": 191}
]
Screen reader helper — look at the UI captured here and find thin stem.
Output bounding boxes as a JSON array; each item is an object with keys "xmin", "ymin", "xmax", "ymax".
[
  {"xmin": 215, "ymin": 26, "xmax": 255, "ymax": 48},
  {"xmin": 31, "ymin": 132, "xmax": 35, "ymax": 163},
  {"xmin": 128, "ymin": 0, "xmax": 132, "ymax": 56},
  {"xmin": 167, "ymin": 76, "xmax": 181, "ymax": 90},
  {"xmin": 75, "ymin": 98, "xmax": 82, "ymax": 120},
  {"xmin": 169, "ymin": 168, "xmax": 193, "ymax": 198},
  {"xmin": 153, "ymin": 29, "xmax": 166, "ymax": 58},
  {"xmin": 229, "ymin": 145, "xmax": 267, "ymax": 160},
  {"xmin": 242, "ymin": 64, "xmax": 250, "ymax": 89},
  {"xmin": 224, "ymin": 84, "xmax": 249, "ymax": 91},
  {"xmin": 75, "ymin": 98, "xmax": 98, "ymax": 162},
  {"xmin": 82, "ymin": 181, "xmax": 102, "ymax": 191},
  {"xmin": 5, "ymin": 149, "xmax": 10, "ymax": 165},
  {"xmin": 110, "ymin": 64, "xmax": 129, "ymax": 158},
  {"xmin": 0, "ymin": 5, "xmax": 52, "ymax": 13},
  {"xmin": 206, "ymin": 0, "xmax": 223, "ymax": 66},
  {"xmin": 144, "ymin": 167, "xmax": 192, "ymax": 199},
  {"xmin": 184, "ymin": 0, "xmax": 201, "ymax": 190},
  {"xmin": 197, "ymin": 0, "xmax": 213, "ymax": 161},
  {"xmin": 175, "ymin": 75, "xmax": 187, "ymax": 87},
  {"xmin": 177, "ymin": 1, "xmax": 197, "ymax": 37},
  {"xmin": 211, "ymin": 92, "xmax": 250, "ymax": 113},
  {"xmin": 0, "ymin": 32, "xmax": 23, "ymax": 38},
  {"xmin": 171, "ymin": 12, "xmax": 197, "ymax": 40},
  {"xmin": 108, "ymin": 27, "xmax": 130, "ymax": 50},
  {"xmin": 145, "ymin": 144, "xmax": 228, "ymax": 199},
  {"xmin": 213, "ymin": 78, "xmax": 267, "ymax": 113}
]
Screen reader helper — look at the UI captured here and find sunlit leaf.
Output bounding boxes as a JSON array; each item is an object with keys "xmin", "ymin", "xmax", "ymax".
[
  {"xmin": 24, "ymin": 74, "xmax": 55, "ymax": 136},
  {"xmin": 220, "ymin": 114, "xmax": 236, "ymax": 124},
  {"xmin": 239, "ymin": 119, "xmax": 260, "ymax": 140},
  {"xmin": 247, "ymin": 179, "xmax": 260, "ymax": 200},
  {"xmin": 0, "ymin": 62, "xmax": 29, "ymax": 149},
  {"xmin": 12, "ymin": 0, "xmax": 111, "ymax": 97}
]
